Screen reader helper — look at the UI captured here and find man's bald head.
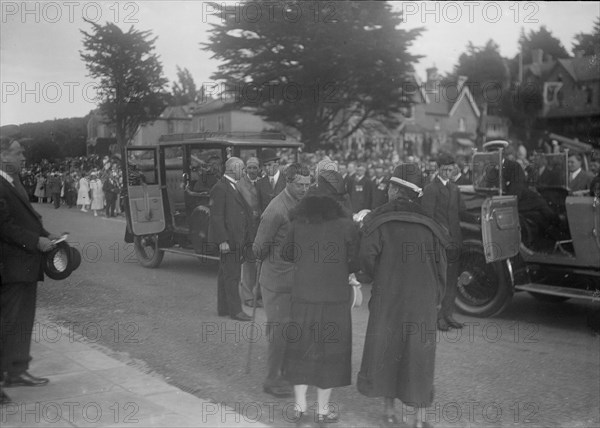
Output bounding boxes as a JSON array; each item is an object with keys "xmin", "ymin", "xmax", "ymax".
[{"xmin": 225, "ymin": 157, "xmax": 244, "ymax": 181}]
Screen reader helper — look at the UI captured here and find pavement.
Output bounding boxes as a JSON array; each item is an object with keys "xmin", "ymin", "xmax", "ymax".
[{"xmin": 0, "ymin": 314, "xmax": 268, "ymax": 428}]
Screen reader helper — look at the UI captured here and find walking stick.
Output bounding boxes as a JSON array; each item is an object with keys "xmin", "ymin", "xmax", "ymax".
[{"xmin": 245, "ymin": 262, "xmax": 262, "ymax": 374}]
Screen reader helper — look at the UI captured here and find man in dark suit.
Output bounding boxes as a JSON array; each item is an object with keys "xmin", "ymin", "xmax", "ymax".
[
  {"xmin": 256, "ymin": 149, "xmax": 286, "ymax": 212},
  {"xmin": 421, "ymin": 153, "xmax": 466, "ymax": 331},
  {"xmin": 1, "ymin": 138, "xmax": 60, "ymax": 404},
  {"xmin": 208, "ymin": 157, "xmax": 252, "ymax": 321},
  {"xmin": 568, "ymin": 153, "xmax": 594, "ymax": 193},
  {"xmin": 371, "ymin": 165, "xmax": 389, "ymax": 209},
  {"xmin": 529, "ymin": 154, "xmax": 561, "ymax": 187},
  {"xmin": 349, "ymin": 164, "xmax": 373, "ymax": 213}
]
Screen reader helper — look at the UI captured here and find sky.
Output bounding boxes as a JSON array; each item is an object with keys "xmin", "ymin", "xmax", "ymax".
[{"xmin": 1, "ymin": 1, "xmax": 598, "ymax": 126}]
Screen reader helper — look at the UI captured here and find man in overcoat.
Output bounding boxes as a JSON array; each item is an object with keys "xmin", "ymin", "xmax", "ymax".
[
  {"xmin": 253, "ymin": 163, "xmax": 311, "ymax": 398},
  {"xmin": 421, "ymin": 153, "xmax": 466, "ymax": 331},
  {"xmin": 1, "ymin": 138, "xmax": 61, "ymax": 404},
  {"xmin": 357, "ymin": 163, "xmax": 450, "ymax": 428},
  {"xmin": 208, "ymin": 157, "xmax": 252, "ymax": 321}
]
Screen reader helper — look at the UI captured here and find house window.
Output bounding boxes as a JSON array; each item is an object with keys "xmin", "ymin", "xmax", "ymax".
[
  {"xmin": 218, "ymin": 115, "xmax": 225, "ymax": 131},
  {"xmin": 458, "ymin": 117, "xmax": 465, "ymax": 132},
  {"xmin": 585, "ymin": 86, "xmax": 593, "ymax": 105},
  {"xmin": 167, "ymin": 120, "xmax": 174, "ymax": 134},
  {"xmin": 198, "ymin": 118, "xmax": 205, "ymax": 131}
]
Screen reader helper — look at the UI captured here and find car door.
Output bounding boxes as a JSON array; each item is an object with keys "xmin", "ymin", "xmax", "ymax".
[
  {"xmin": 481, "ymin": 195, "xmax": 521, "ymax": 263},
  {"xmin": 125, "ymin": 147, "xmax": 166, "ymax": 236}
]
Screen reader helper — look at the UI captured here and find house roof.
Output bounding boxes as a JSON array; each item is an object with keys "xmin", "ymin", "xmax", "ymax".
[
  {"xmin": 524, "ymin": 60, "xmax": 556, "ymax": 80},
  {"xmin": 192, "ymin": 99, "xmax": 239, "ymax": 115},
  {"xmin": 555, "ymin": 54, "xmax": 600, "ymax": 82},
  {"xmin": 421, "ymin": 81, "xmax": 480, "ymax": 118},
  {"xmin": 159, "ymin": 105, "xmax": 194, "ymax": 120}
]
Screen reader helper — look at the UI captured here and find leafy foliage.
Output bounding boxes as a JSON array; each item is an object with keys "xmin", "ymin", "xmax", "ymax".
[
  {"xmin": 170, "ymin": 66, "xmax": 207, "ymax": 105},
  {"xmin": 572, "ymin": 17, "xmax": 600, "ymax": 56},
  {"xmin": 518, "ymin": 25, "xmax": 570, "ymax": 64},
  {"xmin": 80, "ymin": 20, "xmax": 169, "ymax": 146},
  {"xmin": 204, "ymin": 1, "xmax": 422, "ymax": 152}
]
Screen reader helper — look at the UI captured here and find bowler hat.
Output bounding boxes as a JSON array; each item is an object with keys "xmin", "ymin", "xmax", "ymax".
[
  {"xmin": 436, "ymin": 152, "xmax": 456, "ymax": 166},
  {"xmin": 260, "ymin": 149, "xmax": 279, "ymax": 164},
  {"xmin": 44, "ymin": 242, "xmax": 82, "ymax": 280},
  {"xmin": 389, "ymin": 163, "xmax": 423, "ymax": 194}
]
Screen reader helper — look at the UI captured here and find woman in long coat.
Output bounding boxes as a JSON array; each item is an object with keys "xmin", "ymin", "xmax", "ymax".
[
  {"xmin": 356, "ymin": 164, "xmax": 450, "ymax": 428},
  {"xmin": 34, "ymin": 172, "xmax": 46, "ymax": 203},
  {"xmin": 280, "ymin": 170, "xmax": 359, "ymax": 426},
  {"xmin": 88, "ymin": 172, "xmax": 104, "ymax": 216},
  {"xmin": 77, "ymin": 174, "xmax": 90, "ymax": 212}
]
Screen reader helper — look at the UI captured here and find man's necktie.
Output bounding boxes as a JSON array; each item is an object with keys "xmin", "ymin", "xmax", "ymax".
[{"xmin": 270, "ymin": 176, "xmax": 275, "ymax": 189}]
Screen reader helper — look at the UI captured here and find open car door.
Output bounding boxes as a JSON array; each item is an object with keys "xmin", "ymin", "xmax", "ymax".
[
  {"xmin": 125, "ymin": 147, "xmax": 166, "ymax": 236},
  {"xmin": 481, "ymin": 195, "xmax": 521, "ymax": 263}
]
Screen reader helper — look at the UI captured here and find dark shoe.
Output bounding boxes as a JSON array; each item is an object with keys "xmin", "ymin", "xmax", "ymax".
[
  {"xmin": 446, "ymin": 316, "xmax": 464, "ymax": 329},
  {"xmin": 263, "ymin": 384, "xmax": 293, "ymax": 398},
  {"xmin": 231, "ymin": 312, "xmax": 252, "ymax": 321},
  {"xmin": 437, "ymin": 318, "xmax": 450, "ymax": 332},
  {"xmin": 4, "ymin": 372, "xmax": 49, "ymax": 387},
  {"xmin": 317, "ymin": 411, "xmax": 339, "ymax": 427},
  {"xmin": 295, "ymin": 412, "xmax": 318, "ymax": 428},
  {"xmin": 1, "ymin": 390, "xmax": 11, "ymax": 405},
  {"xmin": 245, "ymin": 299, "xmax": 263, "ymax": 308}
]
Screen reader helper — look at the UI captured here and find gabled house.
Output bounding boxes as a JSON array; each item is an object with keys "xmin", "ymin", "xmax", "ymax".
[
  {"xmin": 191, "ymin": 99, "xmax": 272, "ymax": 133},
  {"xmin": 130, "ymin": 104, "xmax": 195, "ymax": 146},
  {"xmin": 536, "ymin": 51, "xmax": 600, "ymax": 141},
  {"xmin": 400, "ymin": 68, "xmax": 481, "ymax": 157}
]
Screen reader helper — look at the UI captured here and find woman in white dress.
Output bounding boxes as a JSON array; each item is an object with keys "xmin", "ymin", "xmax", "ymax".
[
  {"xmin": 77, "ymin": 174, "xmax": 90, "ymax": 212},
  {"xmin": 89, "ymin": 172, "xmax": 105, "ymax": 217},
  {"xmin": 34, "ymin": 173, "xmax": 46, "ymax": 203}
]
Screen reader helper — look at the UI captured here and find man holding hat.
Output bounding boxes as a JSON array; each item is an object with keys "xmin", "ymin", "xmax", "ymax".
[
  {"xmin": 256, "ymin": 149, "xmax": 286, "ymax": 212},
  {"xmin": 1, "ymin": 138, "xmax": 62, "ymax": 403},
  {"xmin": 421, "ymin": 152, "xmax": 466, "ymax": 331},
  {"xmin": 357, "ymin": 163, "xmax": 450, "ymax": 427},
  {"xmin": 208, "ymin": 157, "xmax": 253, "ymax": 321},
  {"xmin": 236, "ymin": 157, "xmax": 262, "ymax": 308}
]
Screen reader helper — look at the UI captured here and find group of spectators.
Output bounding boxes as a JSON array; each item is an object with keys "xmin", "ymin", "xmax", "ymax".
[{"xmin": 20, "ymin": 155, "xmax": 125, "ymax": 218}]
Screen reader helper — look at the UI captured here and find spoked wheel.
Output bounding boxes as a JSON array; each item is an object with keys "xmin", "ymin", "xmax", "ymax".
[
  {"xmin": 456, "ymin": 241, "xmax": 512, "ymax": 318},
  {"xmin": 133, "ymin": 234, "xmax": 164, "ymax": 268}
]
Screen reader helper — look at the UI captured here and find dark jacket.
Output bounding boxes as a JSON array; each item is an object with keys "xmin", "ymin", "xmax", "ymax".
[
  {"xmin": 349, "ymin": 175, "xmax": 373, "ymax": 213},
  {"xmin": 281, "ymin": 195, "xmax": 359, "ymax": 303},
  {"xmin": 421, "ymin": 176, "xmax": 466, "ymax": 248},
  {"xmin": 0, "ymin": 175, "xmax": 49, "ymax": 284},
  {"xmin": 208, "ymin": 177, "xmax": 252, "ymax": 251},
  {"xmin": 256, "ymin": 173, "xmax": 286, "ymax": 212}
]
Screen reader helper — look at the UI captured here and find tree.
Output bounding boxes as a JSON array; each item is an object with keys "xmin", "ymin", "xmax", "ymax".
[
  {"xmin": 451, "ymin": 40, "xmax": 510, "ymax": 111},
  {"xmin": 171, "ymin": 66, "xmax": 205, "ymax": 105},
  {"xmin": 519, "ymin": 26, "xmax": 570, "ymax": 64},
  {"xmin": 80, "ymin": 21, "xmax": 169, "ymax": 147},
  {"xmin": 204, "ymin": 1, "xmax": 422, "ymax": 152},
  {"xmin": 572, "ymin": 17, "xmax": 600, "ymax": 56}
]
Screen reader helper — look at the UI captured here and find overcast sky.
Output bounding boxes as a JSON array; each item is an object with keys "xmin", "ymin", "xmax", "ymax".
[{"xmin": 1, "ymin": 1, "xmax": 598, "ymax": 126}]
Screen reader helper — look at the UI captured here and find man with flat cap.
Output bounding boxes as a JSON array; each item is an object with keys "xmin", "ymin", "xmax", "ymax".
[
  {"xmin": 1, "ymin": 137, "xmax": 62, "ymax": 404},
  {"xmin": 357, "ymin": 163, "xmax": 450, "ymax": 428},
  {"xmin": 421, "ymin": 152, "xmax": 466, "ymax": 331},
  {"xmin": 256, "ymin": 149, "xmax": 286, "ymax": 212},
  {"xmin": 208, "ymin": 157, "xmax": 253, "ymax": 321}
]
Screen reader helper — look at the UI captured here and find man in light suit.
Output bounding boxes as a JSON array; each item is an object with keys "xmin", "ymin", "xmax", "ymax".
[
  {"xmin": 256, "ymin": 149, "xmax": 286, "ymax": 212},
  {"xmin": 568, "ymin": 153, "xmax": 593, "ymax": 193},
  {"xmin": 253, "ymin": 163, "xmax": 311, "ymax": 398},
  {"xmin": 421, "ymin": 153, "xmax": 466, "ymax": 331},
  {"xmin": 1, "ymin": 138, "xmax": 61, "ymax": 404},
  {"xmin": 208, "ymin": 157, "xmax": 253, "ymax": 321},
  {"xmin": 236, "ymin": 157, "xmax": 262, "ymax": 308}
]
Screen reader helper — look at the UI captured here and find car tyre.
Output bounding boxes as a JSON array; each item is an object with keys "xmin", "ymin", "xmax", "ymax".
[
  {"xmin": 134, "ymin": 234, "xmax": 164, "ymax": 268},
  {"xmin": 456, "ymin": 240, "xmax": 513, "ymax": 318}
]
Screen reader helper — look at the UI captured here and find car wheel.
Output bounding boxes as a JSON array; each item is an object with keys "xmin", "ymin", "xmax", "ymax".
[
  {"xmin": 528, "ymin": 292, "xmax": 570, "ymax": 303},
  {"xmin": 456, "ymin": 241, "xmax": 513, "ymax": 317},
  {"xmin": 134, "ymin": 234, "xmax": 164, "ymax": 268}
]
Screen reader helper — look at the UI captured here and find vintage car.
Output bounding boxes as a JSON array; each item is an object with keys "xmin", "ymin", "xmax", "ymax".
[
  {"xmin": 456, "ymin": 144, "xmax": 599, "ymax": 317},
  {"xmin": 121, "ymin": 132, "xmax": 303, "ymax": 267}
]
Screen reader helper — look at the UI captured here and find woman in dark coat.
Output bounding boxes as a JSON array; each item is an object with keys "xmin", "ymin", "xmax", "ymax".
[{"xmin": 281, "ymin": 170, "xmax": 360, "ymax": 426}]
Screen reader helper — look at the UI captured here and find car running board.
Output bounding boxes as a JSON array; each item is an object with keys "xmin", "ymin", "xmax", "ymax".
[
  {"xmin": 162, "ymin": 247, "xmax": 220, "ymax": 261},
  {"xmin": 515, "ymin": 283, "xmax": 600, "ymax": 301}
]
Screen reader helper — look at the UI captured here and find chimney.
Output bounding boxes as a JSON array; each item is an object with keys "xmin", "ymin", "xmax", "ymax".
[
  {"xmin": 426, "ymin": 66, "xmax": 439, "ymax": 83},
  {"xmin": 457, "ymin": 75, "xmax": 468, "ymax": 91},
  {"xmin": 532, "ymin": 48, "xmax": 543, "ymax": 64},
  {"xmin": 574, "ymin": 49, "xmax": 585, "ymax": 58}
]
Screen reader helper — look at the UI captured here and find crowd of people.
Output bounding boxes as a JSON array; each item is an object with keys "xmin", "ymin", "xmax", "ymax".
[{"xmin": 20, "ymin": 154, "xmax": 125, "ymax": 218}]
